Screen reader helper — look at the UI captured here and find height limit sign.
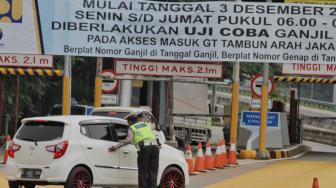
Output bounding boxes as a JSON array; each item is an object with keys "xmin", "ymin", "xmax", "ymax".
[
  {"xmin": 250, "ymin": 74, "xmax": 274, "ymax": 98},
  {"xmin": 102, "ymin": 70, "xmax": 119, "ymax": 94}
]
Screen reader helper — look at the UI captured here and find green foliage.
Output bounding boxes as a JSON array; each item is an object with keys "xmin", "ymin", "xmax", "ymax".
[
  {"xmin": 222, "ymin": 62, "xmax": 281, "ymax": 81},
  {"xmin": 1, "ymin": 56, "xmax": 97, "ymax": 134}
]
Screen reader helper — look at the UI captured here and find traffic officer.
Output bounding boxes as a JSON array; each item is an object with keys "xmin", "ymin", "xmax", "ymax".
[{"xmin": 109, "ymin": 112, "xmax": 160, "ymax": 188}]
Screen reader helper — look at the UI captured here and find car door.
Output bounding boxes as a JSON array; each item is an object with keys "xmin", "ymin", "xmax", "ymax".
[
  {"xmin": 113, "ymin": 123, "xmax": 138, "ymax": 185},
  {"xmin": 78, "ymin": 122, "xmax": 120, "ymax": 185}
]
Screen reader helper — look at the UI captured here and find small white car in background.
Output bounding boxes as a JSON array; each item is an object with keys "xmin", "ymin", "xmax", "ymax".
[
  {"xmin": 90, "ymin": 106, "xmax": 167, "ymax": 144},
  {"xmin": 4, "ymin": 115, "xmax": 189, "ymax": 188}
]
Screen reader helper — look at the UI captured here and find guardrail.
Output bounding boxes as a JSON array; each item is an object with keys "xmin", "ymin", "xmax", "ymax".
[
  {"xmin": 212, "ymin": 85, "xmax": 336, "ymax": 112},
  {"xmin": 300, "ymin": 98, "xmax": 336, "ymax": 112},
  {"xmin": 303, "ymin": 125, "xmax": 336, "ymax": 146}
]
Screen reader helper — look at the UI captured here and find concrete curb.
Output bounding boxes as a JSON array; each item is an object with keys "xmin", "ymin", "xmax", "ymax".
[{"xmin": 239, "ymin": 144, "xmax": 311, "ymax": 160}]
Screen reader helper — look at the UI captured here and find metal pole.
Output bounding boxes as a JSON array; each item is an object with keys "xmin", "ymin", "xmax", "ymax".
[
  {"xmin": 120, "ymin": 80, "xmax": 132, "ymax": 106},
  {"xmin": 62, "ymin": 56, "xmax": 72, "ymax": 115},
  {"xmin": 4, "ymin": 114, "xmax": 9, "ymax": 136},
  {"xmin": 94, "ymin": 57, "xmax": 103, "ymax": 107},
  {"xmin": 333, "ymin": 81, "xmax": 336, "ymax": 104},
  {"xmin": 230, "ymin": 62, "xmax": 240, "ymax": 143},
  {"xmin": 15, "ymin": 76, "xmax": 20, "ymax": 132},
  {"xmin": 297, "ymin": 83, "xmax": 300, "ymax": 118},
  {"xmin": 0, "ymin": 78, "xmax": 3, "ymax": 135},
  {"xmin": 147, "ymin": 81, "xmax": 153, "ymax": 107},
  {"xmin": 258, "ymin": 0, "xmax": 273, "ymax": 159},
  {"xmin": 211, "ymin": 84, "xmax": 216, "ymax": 116},
  {"xmin": 310, "ymin": 83, "xmax": 314, "ymax": 100},
  {"xmin": 159, "ymin": 81, "xmax": 166, "ymax": 131},
  {"xmin": 167, "ymin": 81, "xmax": 174, "ymax": 140},
  {"xmin": 258, "ymin": 63, "xmax": 269, "ymax": 159},
  {"xmin": 298, "ymin": 83, "xmax": 302, "ymax": 143}
]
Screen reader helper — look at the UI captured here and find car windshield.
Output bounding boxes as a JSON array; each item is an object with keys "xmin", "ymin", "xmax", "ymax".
[
  {"xmin": 91, "ymin": 111, "xmax": 130, "ymax": 119},
  {"xmin": 16, "ymin": 121, "xmax": 65, "ymax": 142}
]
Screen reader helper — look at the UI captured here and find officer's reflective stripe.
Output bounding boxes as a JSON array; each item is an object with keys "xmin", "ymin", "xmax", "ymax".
[{"xmin": 134, "ymin": 122, "xmax": 147, "ymax": 129}]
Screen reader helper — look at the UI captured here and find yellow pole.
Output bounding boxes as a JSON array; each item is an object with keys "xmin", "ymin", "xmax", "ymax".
[
  {"xmin": 94, "ymin": 57, "xmax": 103, "ymax": 107},
  {"xmin": 259, "ymin": 85, "xmax": 268, "ymax": 153},
  {"xmin": 94, "ymin": 77, "xmax": 102, "ymax": 107},
  {"xmin": 230, "ymin": 62, "xmax": 240, "ymax": 142},
  {"xmin": 258, "ymin": 63, "xmax": 269, "ymax": 159},
  {"xmin": 62, "ymin": 56, "xmax": 71, "ymax": 115},
  {"xmin": 62, "ymin": 76, "xmax": 70, "ymax": 115}
]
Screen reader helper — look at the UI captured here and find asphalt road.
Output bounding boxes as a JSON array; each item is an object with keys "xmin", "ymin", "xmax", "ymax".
[
  {"xmin": 188, "ymin": 140, "xmax": 336, "ymax": 188},
  {"xmin": 202, "ymin": 151, "xmax": 336, "ymax": 188},
  {"xmin": 1, "ymin": 141, "xmax": 335, "ymax": 188}
]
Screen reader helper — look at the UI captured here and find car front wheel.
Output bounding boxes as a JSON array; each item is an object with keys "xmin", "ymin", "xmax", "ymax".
[
  {"xmin": 65, "ymin": 166, "xmax": 92, "ymax": 188},
  {"xmin": 159, "ymin": 166, "xmax": 185, "ymax": 188}
]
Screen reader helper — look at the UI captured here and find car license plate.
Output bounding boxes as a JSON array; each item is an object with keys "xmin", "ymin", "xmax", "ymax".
[{"xmin": 21, "ymin": 169, "xmax": 42, "ymax": 179}]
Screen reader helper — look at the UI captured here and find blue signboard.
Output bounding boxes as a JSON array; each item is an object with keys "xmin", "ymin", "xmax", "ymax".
[{"xmin": 241, "ymin": 111, "xmax": 279, "ymax": 128}]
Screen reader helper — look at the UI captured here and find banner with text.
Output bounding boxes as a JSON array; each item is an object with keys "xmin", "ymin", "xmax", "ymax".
[
  {"xmin": 1, "ymin": 0, "xmax": 336, "ymax": 64},
  {"xmin": 115, "ymin": 60, "xmax": 223, "ymax": 78},
  {"xmin": 282, "ymin": 63, "xmax": 336, "ymax": 75}
]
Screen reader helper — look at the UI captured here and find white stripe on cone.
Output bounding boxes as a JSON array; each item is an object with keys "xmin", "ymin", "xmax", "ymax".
[
  {"xmin": 230, "ymin": 143, "xmax": 236, "ymax": 151},
  {"xmin": 197, "ymin": 147, "xmax": 204, "ymax": 157},
  {"xmin": 186, "ymin": 151, "xmax": 192, "ymax": 160},
  {"xmin": 205, "ymin": 146, "xmax": 212, "ymax": 156}
]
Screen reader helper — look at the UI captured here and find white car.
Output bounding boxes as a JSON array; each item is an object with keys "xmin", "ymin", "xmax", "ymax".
[
  {"xmin": 90, "ymin": 106, "xmax": 167, "ymax": 144},
  {"xmin": 4, "ymin": 115, "xmax": 189, "ymax": 188}
]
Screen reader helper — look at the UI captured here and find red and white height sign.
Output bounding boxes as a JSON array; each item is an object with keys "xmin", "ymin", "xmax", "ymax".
[
  {"xmin": 0, "ymin": 54, "xmax": 53, "ymax": 68},
  {"xmin": 282, "ymin": 63, "xmax": 336, "ymax": 76},
  {"xmin": 115, "ymin": 60, "xmax": 222, "ymax": 78}
]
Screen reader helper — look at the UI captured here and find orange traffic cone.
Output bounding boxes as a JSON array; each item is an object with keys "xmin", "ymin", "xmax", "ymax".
[
  {"xmin": 214, "ymin": 141, "xmax": 224, "ymax": 169},
  {"xmin": 185, "ymin": 144, "xmax": 198, "ymax": 175},
  {"xmin": 221, "ymin": 140, "xmax": 228, "ymax": 167},
  {"xmin": 3, "ymin": 135, "xmax": 11, "ymax": 164},
  {"xmin": 227, "ymin": 139, "xmax": 238, "ymax": 166},
  {"xmin": 194, "ymin": 143, "xmax": 206, "ymax": 172},
  {"xmin": 312, "ymin": 177, "xmax": 319, "ymax": 188},
  {"xmin": 204, "ymin": 142, "xmax": 215, "ymax": 170}
]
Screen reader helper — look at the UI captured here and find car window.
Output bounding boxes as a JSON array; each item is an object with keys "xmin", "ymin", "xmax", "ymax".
[
  {"xmin": 70, "ymin": 107, "xmax": 86, "ymax": 115},
  {"xmin": 16, "ymin": 121, "xmax": 64, "ymax": 142},
  {"xmin": 114, "ymin": 123, "xmax": 129, "ymax": 140},
  {"xmin": 81, "ymin": 124, "xmax": 117, "ymax": 142},
  {"xmin": 91, "ymin": 111, "xmax": 130, "ymax": 119}
]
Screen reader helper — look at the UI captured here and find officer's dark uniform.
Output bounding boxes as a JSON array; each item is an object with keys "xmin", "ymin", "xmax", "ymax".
[{"xmin": 127, "ymin": 114, "xmax": 160, "ymax": 188}]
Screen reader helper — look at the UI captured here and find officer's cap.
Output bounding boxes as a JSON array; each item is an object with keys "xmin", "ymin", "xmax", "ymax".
[{"xmin": 125, "ymin": 112, "xmax": 137, "ymax": 124}]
